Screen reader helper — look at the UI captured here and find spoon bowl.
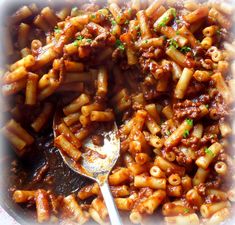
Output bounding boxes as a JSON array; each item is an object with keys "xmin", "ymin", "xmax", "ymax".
[{"xmin": 53, "ymin": 107, "xmax": 123, "ymax": 225}]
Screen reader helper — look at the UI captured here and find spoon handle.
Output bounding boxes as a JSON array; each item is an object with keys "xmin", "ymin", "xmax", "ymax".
[{"xmin": 100, "ymin": 181, "xmax": 123, "ymax": 225}]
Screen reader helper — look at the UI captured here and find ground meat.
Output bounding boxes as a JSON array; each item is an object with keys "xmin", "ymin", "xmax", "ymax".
[
  {"xmin": 205, "ymin": 176, "xmax": 222, "ymax": 189},
  {"xmin": 32, "ymin": 162, "xmax": 49, "ymax": 184},
  {"xmin": 209, "ymin": 89, "xmax": 228, "ymax": 119},
  {"xmin": 173, "ymin": 95, "xmax": 210, "ymax": 119},
  {"xmin": 10, "ymin": 160, "xmax": 19, "ymax": 174},
  {"xmin": 217, "ymin": 153, "xmax": 227, "ymax": 162},
  {"xmin": 112, "ymin": 48, "xmax": 123, "ymax": 60},
  {"xmin": 161, "ymin": 120, "xmax": 176, "ymax": 138},
  {"xmin": 186, "ymin": 81, "xmax": 207, "ymax": 97},
  {"xmin": 79, "ymin": 28, "xmax": 93, "ymax": 39},
  {"xmin": 195, "ymin": 45, "xmax": 206, "ymax": 56},
  {"xmin": 139, "ymin": 57, "xmax": 164, "ymax": 80},
  {"xmin": 196, "ymin": 147, "xmax": 206, "ymax": 157},
  {"xmin": 142, "ymin": 51, "xmax": 155, "ymax": 59},
  {"xmin": 94, "ymin": 94, "xmax": 107, "ymax": 104},
  {"xmin": 181, "ymin": 137, "xmax": 200, "ymax": 150},
  {"xmin": 143, "ymin": 74, "xmax": 157, "ymax": 86},
  {"xmin": 91, "ymin": 32, "xmax": 115, "ymax": 48},
  {"xmin": 176, "ymin": 153, "xmax": 193, "ymax": 166},
  {"xmin": 200, "ymin": 58, "xmax": 214, "ymax": 70},
  {"xmin": 141, "ymin": 84, "xmax": 160, "ymax": 100},
  {"xmin": 199, "ymin": 134, "xmax": 218, "ymax": 146},
  {"xmin": 207, "ymin": 194, "xmax": 222, "ymax": 203},
  {"xmin": 92, "ymin": 134, "xmax": 104, "ymax": 146},
  {"xmin": 196, "ymin": 183, "xmax": 206, "ymax": 196}
]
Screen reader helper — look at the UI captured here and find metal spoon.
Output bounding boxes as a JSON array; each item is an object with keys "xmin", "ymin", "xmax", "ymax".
[{"xmin": 53, "ymin": 109, "xmax": 123, "ymax": 225}]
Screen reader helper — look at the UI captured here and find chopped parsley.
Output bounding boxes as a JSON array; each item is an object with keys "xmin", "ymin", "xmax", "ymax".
[
  {"xmin": 166, "ymin": 130, "xmax": 171, "ymax": 136},
  {"xmin": 98, "ymin": 9, "xmax": 108, "ymax": 16},
  {"xmin": 111, "ymin": 20, "xmax": 117, "ymax": 26},
  {"xmin": 128, "ymin": 9, "xmax": 132, "ymax": 16},
  {"xmin": 86, "ymin": 39, "xmax": 92, "ymax": 43},
  {"xmin": 169, "ymin": 38, "xmax": 179, "ymax": 49},
  {"xmin": 124, "ymin": 20, "xmax": 129, "ymax": 25},
  {"xmin": 90, "ymin": 14, "xmax": 96, "ymax": 19},
  {"xmin": 54, "ymin": 26, "xmax": 61, "ymax": 34},
  {"xmin": 115, "ymin": 39, "xmax": 125, "ymax": 51},
  {"xmin": 159, "ymin": 16, "xmax": 169, "ymax": 27},
  {"xmin": 77, "ymin": 35, "xmax": 84, "ymax": 41},
  {"xmin": 180, "ymin": 46, "xmax": 191, "ymax": 53},
  {"xmin": 183, "ymin": 129, "xmax": 190, "ymax": 138},
  {"xmin": 216, "ymin": 29, "xmax": 222, "ymax": 36},
  {"xmin": 137, "ymin": 31, "xmax": 141, "ymax": 36},
  {"xmin": 144, "ymin": 40, "xmax": 148, "ymax": 44},
  {"xmin": 176, "ymin": 30, "xmax": 180, "ymax": 35},
  {"xmin": 186, "ymin": 118, "xmax": 193, "ymax": 126},
  {"xmin": 134, "ymin": 25, "xmax": 140, "ymax": 30},
  {"xmin": 116, "ymin": 15, "xmax": 121, "ymax": 22},
  {"xmin": 205, "ymin": 104, "xmax": 209, "ymax": 109},
  {"xmin": 72, "ymin": 7, "xmax": 78, "ymax": 12},
  {"xmin": 171, "ymin": 8, "xmax": 177, "ymax": 18},
  {"xmin": 184, "ymin": 208, "xmax": 190, "ymax": 214},
  {"xmin": 73, "ymin": 40, "xmax": 79, "ymax": 46},
  {"xmin": 205, "ymin": 147, "xmax": 215, "ymax": 157}
]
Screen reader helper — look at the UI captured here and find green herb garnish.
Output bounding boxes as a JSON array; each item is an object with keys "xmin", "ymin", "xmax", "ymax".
[
  {"xmin": 184, "ymin": 208, "xmax": 190, "ymax": 214},
  {"xmin": 205, "ymin": 104, "xmax": 209, "ymax": 109},
  {"xmin": 186, "ymin": 118, "xmax": 193, "ymax": 126},
  {"xmin": 111, "ymin": 20, "xmax": 117, "ymax": 26},
  {"xmin": 169, "ymin": 38, "xmax": 179, "ymax": 49},
  {"xmin": 205, "ymin": 147, "xmax": 215, "ymax": 157},
  {"xmin": 159, "ymin": 16, "xmax": 169, "ymax": 27},
  {"xmin": 77, "ymin": 35, "xmax": 84, "ymax": 41},
  {"xmin": 124, "ymin": 20, "xmax": 129, "ymax": 25},
  {"xmin": 180, "ymin": 46, "xmax": 191, "ymax": 53},
  {"xmin": 115, "ymin": 39, "xmax": 125, "ymax": 51},
  {"xmin": 216, "ymin": 29, "xmax": 222, "ymax": 36},
  {"xmin": 144, "ymin": 40, "xmax": 148, "ymax": 44},
  {"xmin": 91, "ymin": 14, "xmax": 96, "ymax": 19},
  {"xmin": 176, "ymin": 30, "xmax": 180, "ymax": 35},
  {"xmin": 73, "ymin": 40, "xmax": 79, "ymax": 46},
  {"xmin": 86, "ymin": 39, "xmax": 92, "ymax": 43},
  {"xmin": 166, "ymin": 130, "xmax": 171, "ymax": 136},
  {"xmin": 72, "ymin": 7, "xmax": 78, "ymax": 12},
  {"xmin": 183, "ymin": 130, "xmax": 190, "ymax": 138},
  {"xmin": 54, "ymin": 26, "xmax": 61, "ymax": 34},
  {"xmin": 134, "ymin": 25, "xmax": 140, "ymax": 30},
  {"xmin": 116, "ymin": 15, "xmax": 121, "ymax": 22},
  {"xmin": 171, "ymin": 8, "xmax": 176, "ymax": 18}
]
